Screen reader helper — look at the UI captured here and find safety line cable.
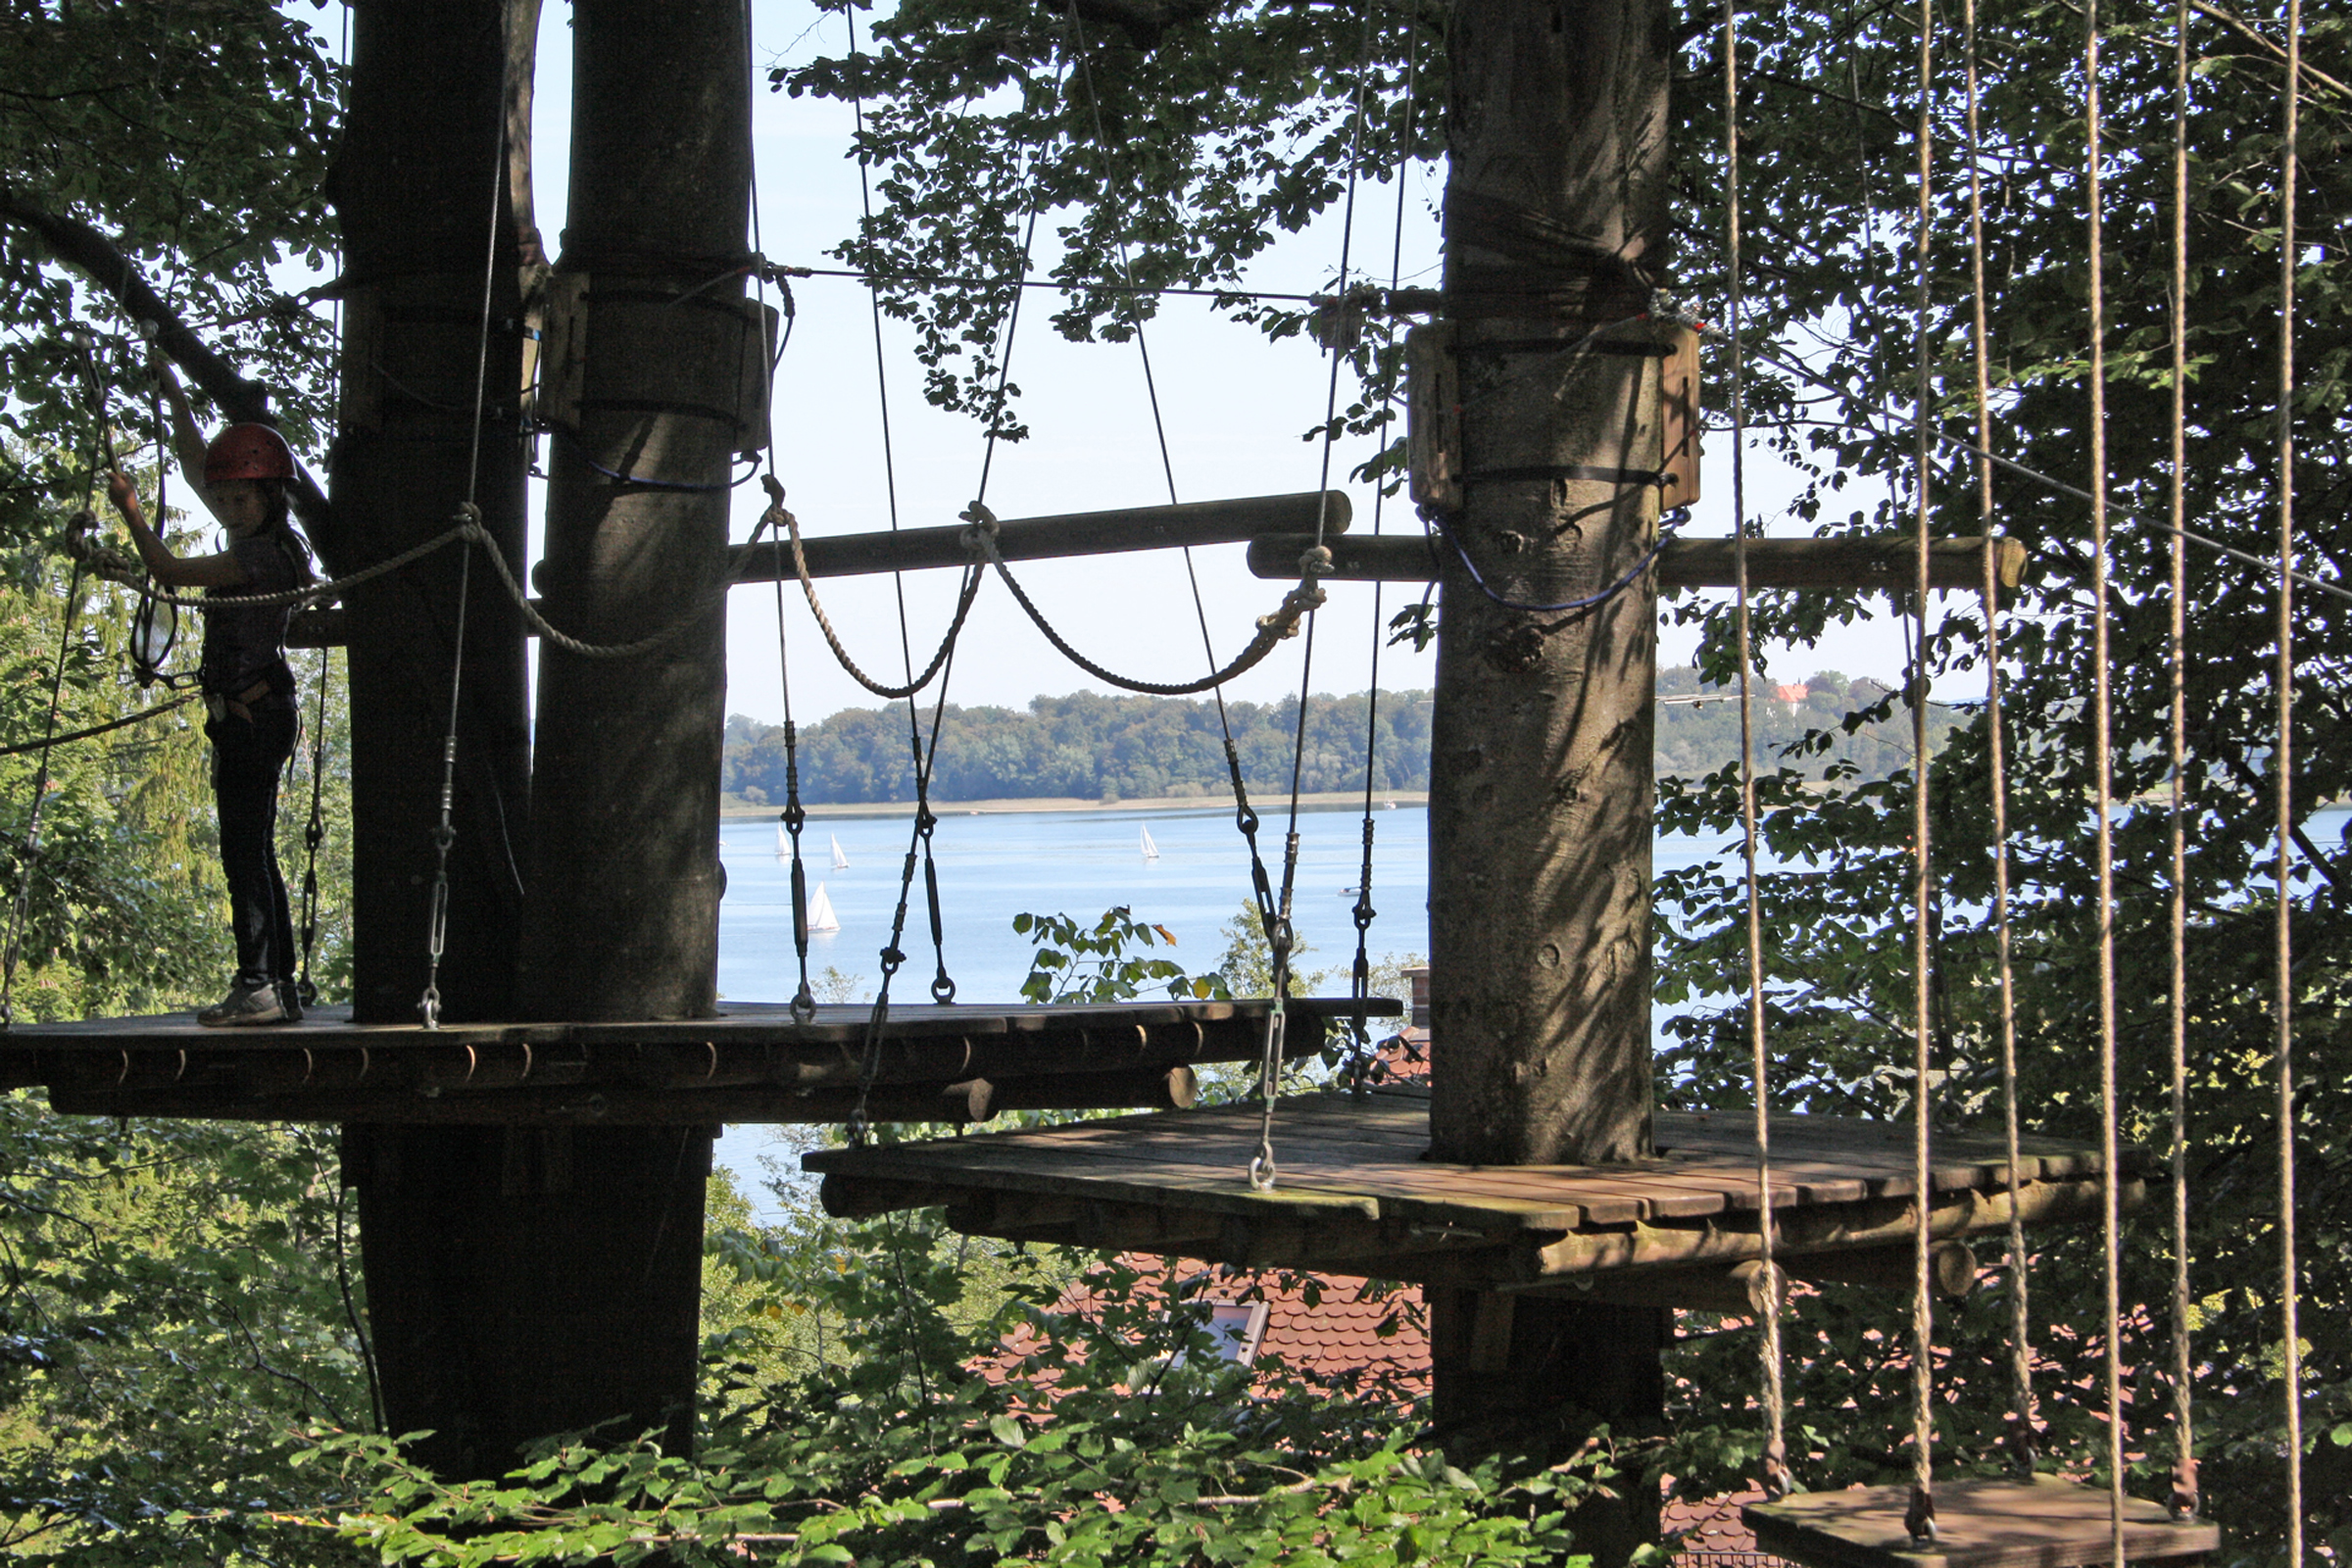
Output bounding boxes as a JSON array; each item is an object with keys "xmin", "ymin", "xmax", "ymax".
[
  {"xmin": 417, "ymin": 36, "xmax": 513, "ymax": 1030},
  {"xmin": 845, "ymin": 19, "xmax": 1065, "ymax": 1139},
  {"xmin": 744, "ymin": 3, "xmax": 819, "ymax": 1027},
  {"xmin": 1053, "ymin": 0, "xmax": 1313, "ymax": 1108},
  {"xmin": 1903, "ymin": 0, "xmax": 1940, "ymax": 1543},
  {"xmin": 1346, "ymin": 19, "xmax": 1422, "ymax": 1092},
  {"xmin": 2165, "ymin": 0, "xmax": 2199, "ymax": 1521},
  {"xmin": 1740, "ymin": 339, "xmax": 2352, "ymax": 608},
  {"xmin": 2082, "ymin": 4, "xmax": 2129, "ymax": 1555},
  {"xmin": 2273, "ymin": 0, "xmax": 2305, "ymax": 1553},
  {"xmin": 1963, "ymin": 0, "xmax": 2038, "ymax": 1478},
  {"xmin": 0, "ymin": 694, "xmax": 198, "ymax": 759},
  {"xmin": 0, "ymin": 557, "xmax": 90, "ymax": 1032},
  {"xmin": 1724, "ymin": 0, "xmax": 1792, "ymax": 1504},
  {"xmin": 1251, "ymin": 0, "xmax": 1377, "ymax": 1195}
]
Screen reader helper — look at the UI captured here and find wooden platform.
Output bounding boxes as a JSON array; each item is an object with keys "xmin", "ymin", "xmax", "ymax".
[
  {"xmin": 0, "ymin": 998, "xmax": 1388, "ymax": 1124},
  {"xmin": 806, "ymin": 1086, "xmax": 2147, "ymax": 1294},
  {"xmin": 1744, "ymin": 1477, "xmax": 2217, "ymax": 1568}
]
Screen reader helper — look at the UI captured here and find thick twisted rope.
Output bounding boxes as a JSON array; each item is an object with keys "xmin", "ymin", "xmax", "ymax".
[
  {"xmin": 967, "ymin": 503, "xmax": 1326, "ymax": 698},
  {"xmin": 1723, "ymin": 0, "xmax": 1792, "ymax": 1504},
  {"xmin": 765, "ymin": 475, "xmax": 983, "ymax": 703}
]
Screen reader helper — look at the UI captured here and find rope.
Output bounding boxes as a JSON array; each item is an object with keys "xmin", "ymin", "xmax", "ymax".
[
  {"xmin": 0, "ymin": 558, "xmax": 90, "ymax": 1031},
  {"xmin": 1904, "ymin": 0, "xmax": 1939, "ymax": 1541},
  {"xmin": 843, "ymin": 9, "xmax": 1061, "ymax": 1138},
  {"xmin": 2272, "ymin": 0, "xmax": 2306, "ymax": 1552},
  {"xmin": 1723, "ymin": 0, "xmax": 1792, "ymax": 1504},
  {"xmin": 294, "ymin": 649, "xmax": 331, "ymax": 1008},
  {"xmin": 1341, "ymin": 24, "xmax": 1420, "ymax": 1094},
  {"xmin": 1740, "ymin": 339, "xmax": 2352, "ymax": 608},
  {"xmin": 2082, "ymin": 3, "xmax": 2129, "ymax": 1555},
  {"xmin": 417, "ymin": 33, "xmax": 513, "ymax": 1030},
  {"xmin": 1963, "ymin": 0, "xmax": 2038, "ymax": 1476},
  {"xmin": 127, "ymin": 523, "xmax": 474, "ymax": 612},
  {"xmin": 743, "ymin": 54, "xmax": 820, "ymax": 1029},
  {"xmin": 969, "ymin": 512, "xmax": 1325, "ymax": 698},
  {"xmin": 0, "ymin": 694, "xmax": 198, "ymax": 758},
  {"xmin": 2164, "ymin": 0, "xmax": 2199, "ymax": 1521},
  {"xmin": 765, "ymin": 481, "xmax": 983, "ymax": 701}
]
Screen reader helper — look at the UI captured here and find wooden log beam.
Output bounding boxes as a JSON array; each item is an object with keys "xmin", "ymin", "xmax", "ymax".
[
  {"xmin": 729, "ymin": 491, "xmax": 1351, "ymax": 583},
  {"xmin": 282, "ymin": 492, "xmax": 1356, "ymax": 648},
  {"xmin": 1247, "ymin": 533, "xmax": 2029, "ymax": 592}
]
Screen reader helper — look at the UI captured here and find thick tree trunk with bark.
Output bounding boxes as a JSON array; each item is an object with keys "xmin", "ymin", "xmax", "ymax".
[
  {"xmin": 327, "ymin": 0, "xmax": 530, "ymax": 1029},
  {"xmin": 515, "ymin": 0, "xmax": 747, "ymax": 1020},
  {"xmin": 1428, "ymin": 0, "xmax": 1670, "ymax": 1173},
  {"xmin": 1424, "ymin": 0, "xmax": 1676, "ymax": 1552}
]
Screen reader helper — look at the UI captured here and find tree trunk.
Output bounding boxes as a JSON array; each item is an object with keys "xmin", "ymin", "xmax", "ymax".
[
  {"xmin": 1424, "ymin": 0, "xmax": 1675, "ymax": 1551},
  {"xmin": 514, "ymin": 0, "xmax": 748, "ymax": 1020},
  {"xmin": 327, "ymin": 0, "xmax": 530, "ymax": 1029}
]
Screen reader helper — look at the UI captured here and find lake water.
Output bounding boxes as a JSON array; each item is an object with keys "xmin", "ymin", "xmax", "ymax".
[{"xmin": 710, "ymin": 802, "xmax": 1750, "ymax": 1202}]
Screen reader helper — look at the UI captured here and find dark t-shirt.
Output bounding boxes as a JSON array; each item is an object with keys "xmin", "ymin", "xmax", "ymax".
[{"xmin": 200, "ymin": 531, "xmax": 303, "ymax": 693}]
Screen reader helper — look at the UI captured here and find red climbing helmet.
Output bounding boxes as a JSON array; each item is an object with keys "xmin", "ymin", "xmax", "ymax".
[{"xmin": 203, "ymin": 423, "xmax": 296, "ymax": 487}]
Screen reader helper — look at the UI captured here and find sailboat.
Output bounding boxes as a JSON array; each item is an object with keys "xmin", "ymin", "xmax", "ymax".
[
  {"xmin": 830, "ymin": 834, "xmax": 850, "ymax": 871},
  {"xmin": 1140, "ymin": 824, "xmax": 1160, "ymax": 860},
  {"xmin": 774, "ymin": 823, "xmax": 788, "ymax": 858},
  {"xmin": 806, "ymin": 881, "xmax": 842, "ymax": 934}
]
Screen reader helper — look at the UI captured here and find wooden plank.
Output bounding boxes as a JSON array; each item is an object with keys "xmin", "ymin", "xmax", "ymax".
[
  {"xmin": 1744, "ymin": 1477, "xmax": 2217, "ymax": 1568},
  {"xmin": 821, "ymin": 1135, "xmax": 1602, "ymax": 1229}
]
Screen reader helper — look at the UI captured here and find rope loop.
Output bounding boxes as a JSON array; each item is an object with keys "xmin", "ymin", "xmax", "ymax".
[
  {"xmin": 1762, "ymin": 1440, "xmax": 1793, "ymax": 1500},
  {"xmin": 2168, "ymin": 1455, "xmax": 2199, "ymax": 1521},
  {"xmin": 1903, "ymin": 1484, "xmax": 1936, "ymax": 1548}
]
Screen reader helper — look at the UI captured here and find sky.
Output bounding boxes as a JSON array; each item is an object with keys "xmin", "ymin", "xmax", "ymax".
[{"xmin": 381, "ymin": 2, "xmax": 1921, "ymax": 730}]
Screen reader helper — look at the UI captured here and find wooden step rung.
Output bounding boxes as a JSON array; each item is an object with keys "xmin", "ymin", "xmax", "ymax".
[{"xmin": 1743, "ymin": 1476, "xmax": 2217, "ymax": 1568}]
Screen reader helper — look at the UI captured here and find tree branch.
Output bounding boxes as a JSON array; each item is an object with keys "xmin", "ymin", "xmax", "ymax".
[{"xmin": 0, "ymin": 183, "xmax": 335, "ymax": 549}]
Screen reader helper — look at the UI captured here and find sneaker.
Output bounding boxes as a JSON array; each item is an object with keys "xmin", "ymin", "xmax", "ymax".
[
  {"xmin": 276, "ymin": 982, "xmax": 305, "ymax": 1024},
  {"xmin": 197, "ymin": 981, "xmax": 288, "ymax": 1028}
]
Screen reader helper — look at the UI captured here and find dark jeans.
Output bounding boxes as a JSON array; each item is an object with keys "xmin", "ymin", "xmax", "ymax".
[{"xmin": 211, "ymin": 701, "xmax": 298, "ymax": 991}]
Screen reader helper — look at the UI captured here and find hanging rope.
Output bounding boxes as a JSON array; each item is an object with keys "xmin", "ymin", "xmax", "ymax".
[
  {"xmin": 1722, "ymin": 0, "xmax": 1792, "ymax": 1504},
  {"xmin": 2271, "ymin": 0, "xmax": 2306, "ymax": 1553},
  {"xmin": 766, "ymin": 481, "xmax": 984, "ymax": 702},
  {"xmin": 2082, "ymin": 2, "xmax": 2131, "ymax": 1555},
  {"xmin": 294, "ymin": 648, "xmax": 332, "ymax": 1008},
  {"xmin": 1903, "ymin": 0, "xmax": 1940, "ymax": 1543},
  {"xmin": 842, "ymin": 12, "xmax": 1061, "ymax": 1139},
  {"xmin": 741, "ymin": 36, "xmax": 820, "ymax": 1028},
  {"xmin": 2164, "ymin": 0, "xmax": 2198, "ymax": 1522},
  {"xmin": 1962, "ymin": 0, "xmax": 2038, "ymax": 1478},
  {"xmin": 1249, "ymin": 0, "xmax": 1378, "ymax": 1194},
  {"xmin": 1054, "ymin": 0, "xmax": 1318, "ymax": 1110},
  {"xmin": 966, "ymin": 512, "xmax": 1326, "ymax": 698}
]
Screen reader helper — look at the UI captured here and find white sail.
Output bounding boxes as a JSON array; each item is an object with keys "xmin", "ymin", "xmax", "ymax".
[
  {"xmin": 830, "ymin": 834, "xmax": 850, "ymax": 871},
  {"xmin": 806, "ymin": 881, "xmax": 842, "ymax": 934},
  {"xmin": 1140, "ymin": 824, "xmax": 1160, "ymax": 860},
  {"xmin": 775, "ymin": 823, "xmax": 789, "ymax": 857}
]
